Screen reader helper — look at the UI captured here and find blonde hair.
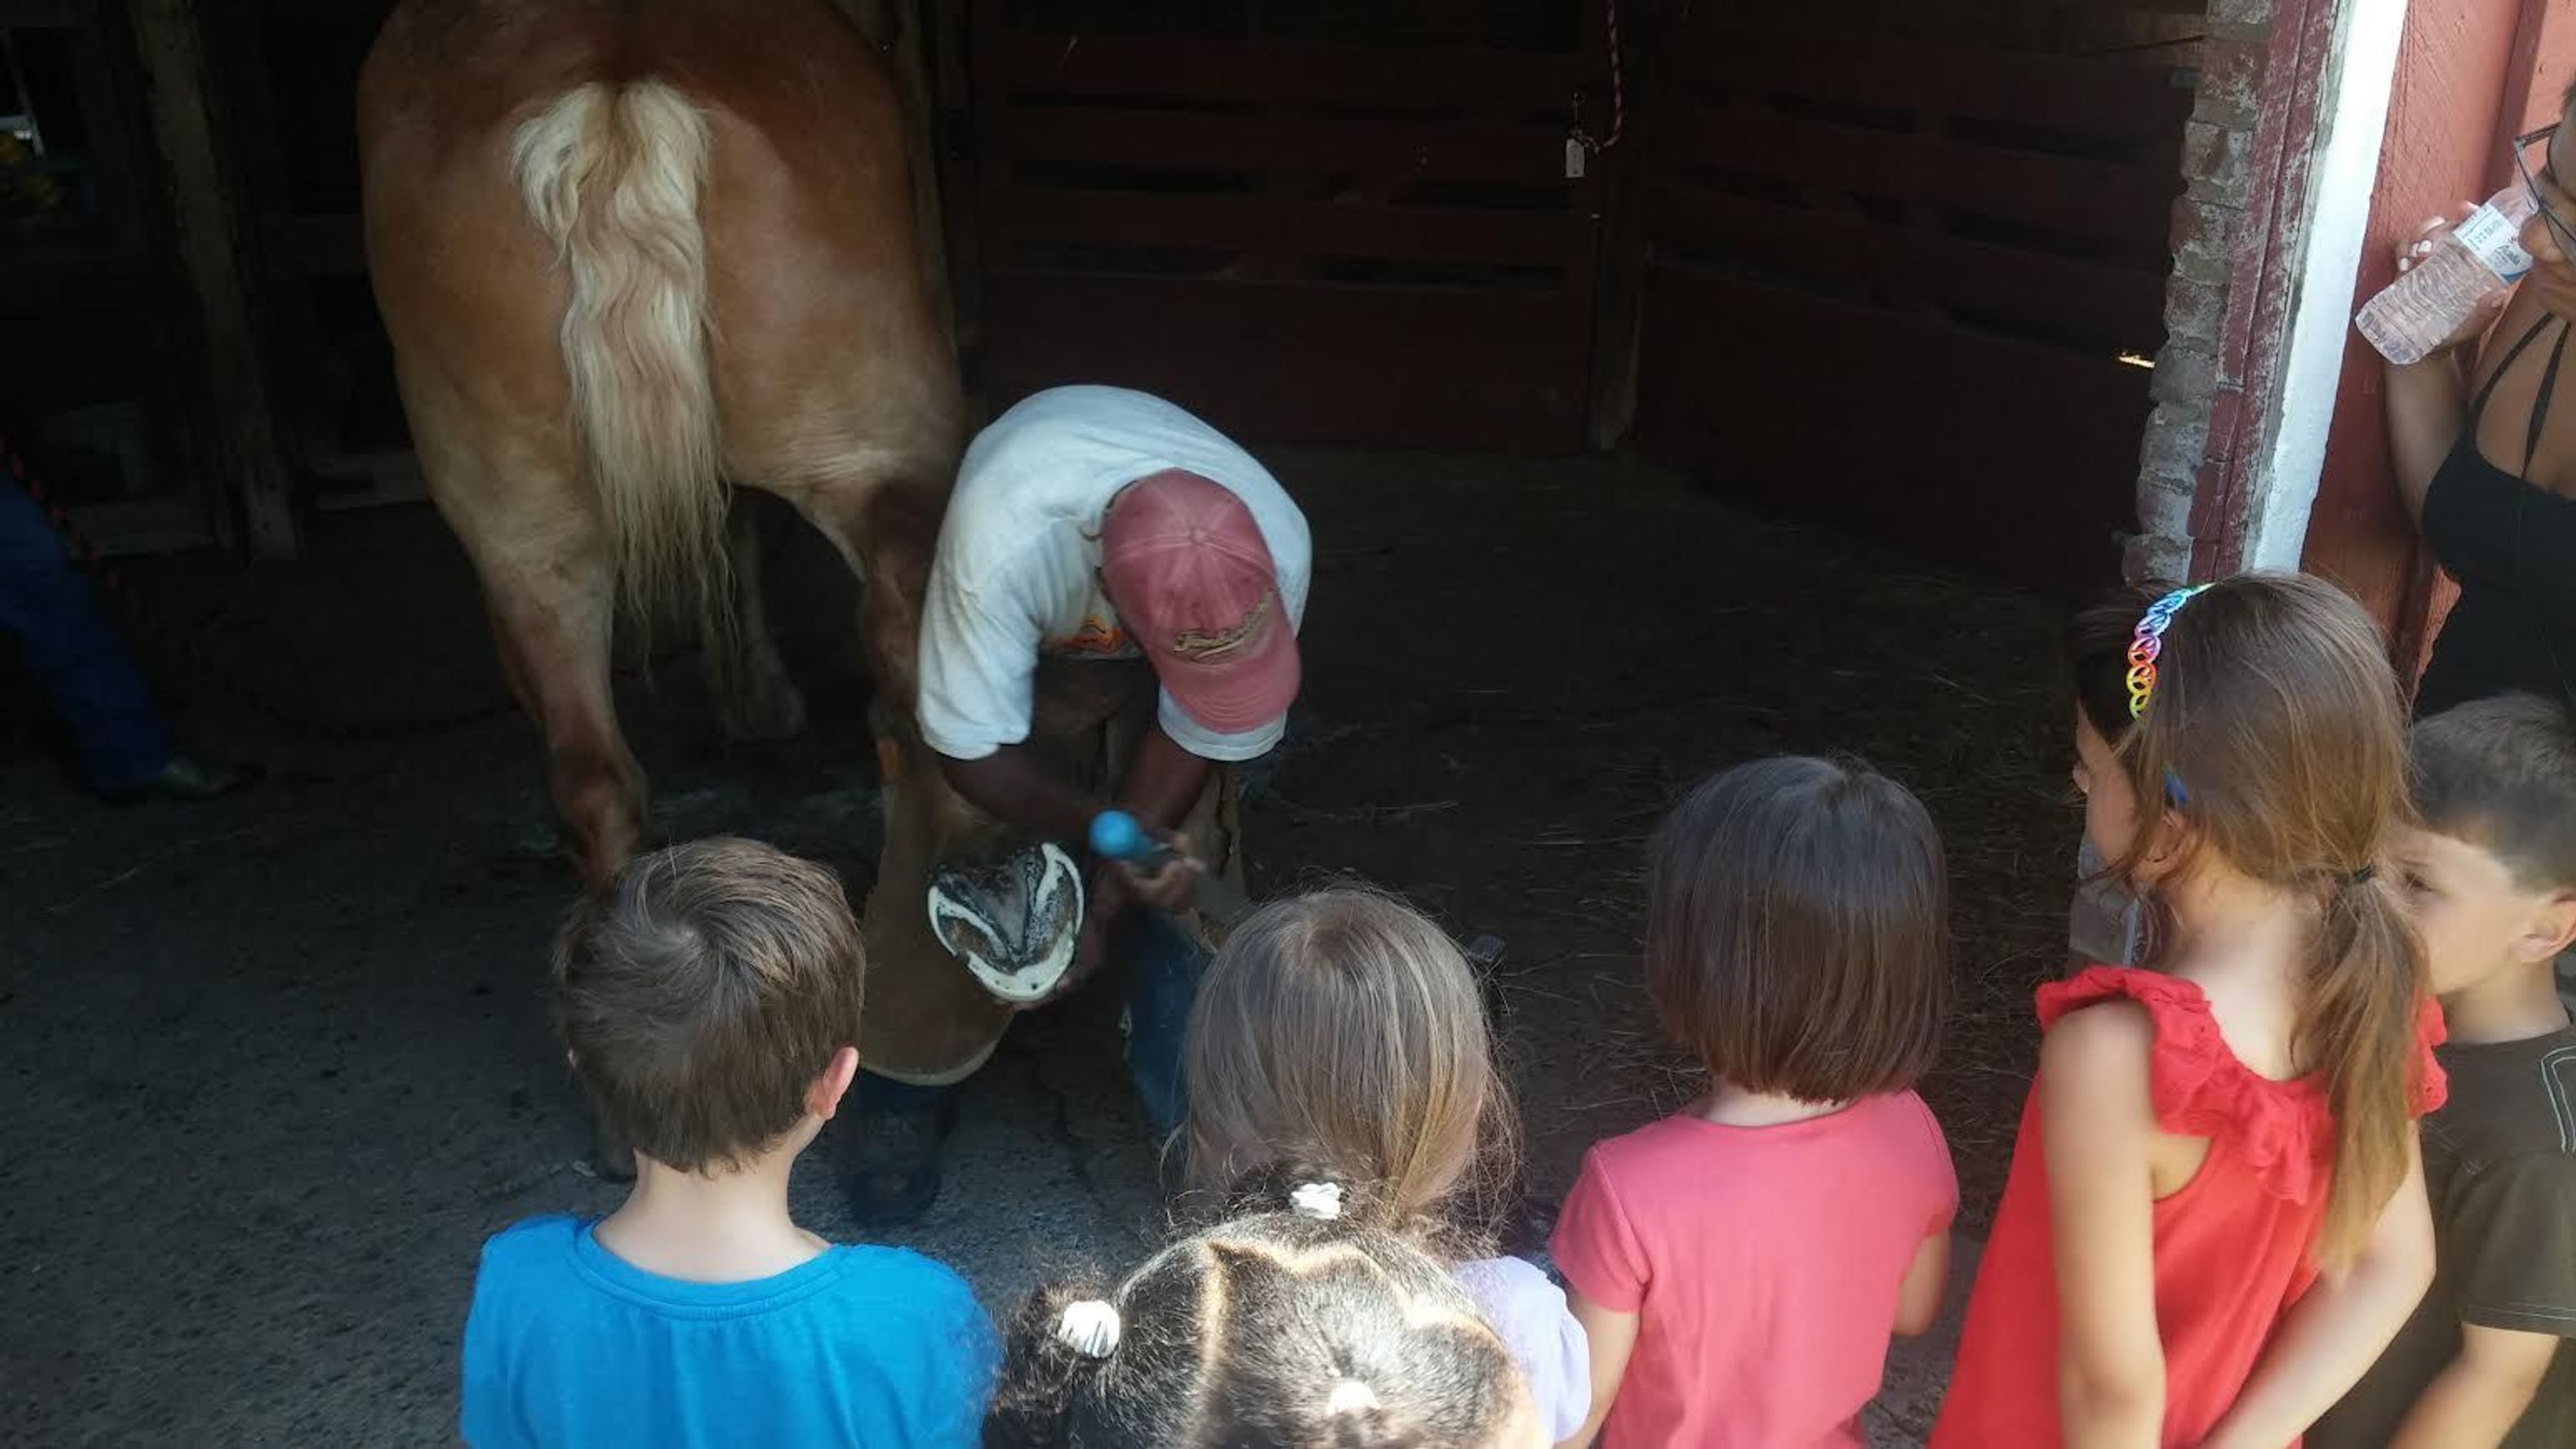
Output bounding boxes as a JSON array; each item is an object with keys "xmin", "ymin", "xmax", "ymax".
[
  {"xmin": 2070, "ymin": 573, "xmax": 2430, "ymax": 1271},
  {"xmin": 1180, "ymin": 888, "xmax": 1519, "ymax": 1250}
]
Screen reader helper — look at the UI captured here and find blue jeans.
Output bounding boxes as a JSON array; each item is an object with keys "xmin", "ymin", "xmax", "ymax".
[
  {"xmin": 1118, "ymin": 908, "xmax": 1208, "ymax": 1142},
  {"xmin": 0, "ymin": 482, "xmax": 170, "ymax": 791}
]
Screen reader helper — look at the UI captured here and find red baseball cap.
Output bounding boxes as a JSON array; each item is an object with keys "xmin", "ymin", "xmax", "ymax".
[{"xmin": 1100, "ymin": 470, "xmax": 1299, "ymax": 735}]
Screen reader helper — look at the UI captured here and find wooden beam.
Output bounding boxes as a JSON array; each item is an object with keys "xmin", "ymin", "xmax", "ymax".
[{"xmin": 126, "ymin": 0, "xmax": 301, "ymax": 559}]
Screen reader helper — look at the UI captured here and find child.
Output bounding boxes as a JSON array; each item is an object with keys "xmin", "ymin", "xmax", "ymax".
[
  {"xmin": 1551, "ymin": 755, "xmax": 1959, "ymax": 1449},
  {"xmin": 1934, "ymin": 574, "xmax": 2449, "ymax": 1449},
  {"xmin": 460, "ymin": 838, "xmax": 998, "ymax": 1448},
  {"xmin": 984, "ymin": 1175, "xmax": 1550, "ymax": 1448},
  {"xmin": 1178, "ymin": 889, "xmax": 1591, "ymax": 1442},
  {"xmin": 2312, "ymin": 694, "xmax": 2576, "ymax": 1449}
]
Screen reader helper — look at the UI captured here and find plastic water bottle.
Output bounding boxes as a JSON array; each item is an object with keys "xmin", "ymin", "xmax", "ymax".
[{"xmin": 2357, "ymin": 186, "xmax": 2537, "ymax": 365}]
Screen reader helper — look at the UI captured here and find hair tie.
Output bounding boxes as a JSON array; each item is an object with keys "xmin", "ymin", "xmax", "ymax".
[
  {"xmin": 2127, "ymin": 585, "xmax": 2210, "ymax": 719},
  {"xmin": 1055, "ymin": 1300, "xmax": 1120, "ymax": 1358},
  {"xmin": 1326, "ymin": 1379, "xmax": 1381, "ymax": 1415},
  {"xmin": 2345, "ymin": 861, "xmax": 2377, "ymax": 888},
  {"xmin": 1289, "ymin": 1181, "xmax": 1345, "ymax": 1220}
]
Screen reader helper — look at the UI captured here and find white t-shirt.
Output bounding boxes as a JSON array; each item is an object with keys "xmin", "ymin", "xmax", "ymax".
[
  {"xmin": 1450, "ymin": 1256, "xmax": 1593, "ymax": 1443},
  {"xmin": 916, "ymin": 386, "xmax": 1311, "ymax": 763}
]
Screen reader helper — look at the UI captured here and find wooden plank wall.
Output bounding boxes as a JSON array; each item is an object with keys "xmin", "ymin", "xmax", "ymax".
[
  {"xmin": 1633, "ymin": 25, "xmax": 2193, "ymax": 596},
  {"xmin": 968, "ymin": 1, "xmax": 1607, "ymax": 452}
]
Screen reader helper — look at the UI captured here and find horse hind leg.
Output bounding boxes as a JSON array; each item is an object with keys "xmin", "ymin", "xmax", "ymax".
[
  {"xmin": 700, "ymin": 487, "xmax": 806, "ymax": 744},
  {"xmin": 435, "ymin": 437, "xmax": 646, "ymax": 893}
]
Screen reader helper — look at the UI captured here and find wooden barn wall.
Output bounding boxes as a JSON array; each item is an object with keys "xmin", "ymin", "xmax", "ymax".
[
  {"xmin": 959, "ymin": 0, "xmax": 1611, "ymax": 452},
  {"xmin": 10, "ymin": 0, "xmax": 2214, "ymax": 559},
  {"xmin": 1626, "ymin": 17, "xmax": 2196, "ymax": 596}
]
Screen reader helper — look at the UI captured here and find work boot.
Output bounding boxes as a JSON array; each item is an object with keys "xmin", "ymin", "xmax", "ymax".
[{"xmin": 841, "ymin": 1073, "xmax": 959, "ymax": 1228}]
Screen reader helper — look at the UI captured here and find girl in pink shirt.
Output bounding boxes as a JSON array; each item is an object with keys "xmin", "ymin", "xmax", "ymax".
[{"xmin": 1552, "ymin": 756, "xmax": 1959, "ymax": 1448}]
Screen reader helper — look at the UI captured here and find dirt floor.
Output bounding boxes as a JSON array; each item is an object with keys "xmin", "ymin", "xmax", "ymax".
[{"xmin": 2, "ymin": 449, "xmax": 2078, "ymax": 1446}]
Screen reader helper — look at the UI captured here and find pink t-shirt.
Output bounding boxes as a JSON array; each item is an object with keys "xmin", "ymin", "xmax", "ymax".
[{"xmin": 1550, "ymin": 1093, "xmax": 1957, "ymax": 1449}]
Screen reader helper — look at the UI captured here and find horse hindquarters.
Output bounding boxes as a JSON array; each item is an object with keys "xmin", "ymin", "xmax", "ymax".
[{"xmin": 366, "ymin": 67, "xmax": 737, "ymax": 891}]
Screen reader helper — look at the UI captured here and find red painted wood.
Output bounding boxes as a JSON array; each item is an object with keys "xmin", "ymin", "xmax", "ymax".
[{"xmin": 2188, "ymin": 0, "xmax": 2338, "ymax": 580}]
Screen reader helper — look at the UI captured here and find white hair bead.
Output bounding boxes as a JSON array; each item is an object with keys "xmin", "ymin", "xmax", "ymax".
[
  {"xmin": 1326, "ymin": 1379, "xmax": 1381, "ymax": 1415},
  {"xmin": 1289, "ymin": 1181, "xmax": 1345, "ymax": 1220},
  {"xmin": 1055, "ymin": 1299, "xmax": 1121, "ymax": 1358}
]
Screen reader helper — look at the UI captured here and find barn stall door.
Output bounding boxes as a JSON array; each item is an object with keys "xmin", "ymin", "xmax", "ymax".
[
  {"xmin": 1633, "ymin": 25, "xmax": 2192, "ymax": 596},
  {"xmin": 964, "ymin": 0, "xmax": 1608, "ymax": 451}
]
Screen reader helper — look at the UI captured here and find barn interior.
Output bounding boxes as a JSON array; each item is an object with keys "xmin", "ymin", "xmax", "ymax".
[{"xmin": 2, "ymin": 1, "xmax": 2208, "ymax": 1442}]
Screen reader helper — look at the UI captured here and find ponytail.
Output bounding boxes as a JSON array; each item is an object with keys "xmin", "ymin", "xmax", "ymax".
[
  {"xmin": 1222, "ymin": 1161, "xmax": 1397, "ymax": 1232},
  {"xmin": 983, "ymin": 1281, "xmax": 1117, "ymax": 1448},
  {"xmin": 2303, "ymin": 865, "xmax": 2428, "ymax": 1273}
]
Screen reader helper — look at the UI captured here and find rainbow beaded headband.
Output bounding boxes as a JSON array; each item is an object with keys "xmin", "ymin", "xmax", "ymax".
[{"xmin": 2127, "ymin": 585, "xmax": 2209, "ymax": 720}]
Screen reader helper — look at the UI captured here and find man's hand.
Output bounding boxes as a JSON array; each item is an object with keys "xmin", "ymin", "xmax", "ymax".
[
  {"xmin": 1018, "ymin": 835, "xmax": 1205, "ymax": 1012},
  {"xmin": 1112, "ymin": 830, "xmax": 1203, "ymax": 914}
]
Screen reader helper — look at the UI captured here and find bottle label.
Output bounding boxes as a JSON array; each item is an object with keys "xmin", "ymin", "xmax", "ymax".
[{"xmin": 2455, "ymin": 202, "xmax": 2535, "ymax": 281}]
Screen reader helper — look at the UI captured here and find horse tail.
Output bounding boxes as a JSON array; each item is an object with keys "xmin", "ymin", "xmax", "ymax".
[{"xmin": 511, "ymin": 80, "xmax": 729, "ymax": 647}]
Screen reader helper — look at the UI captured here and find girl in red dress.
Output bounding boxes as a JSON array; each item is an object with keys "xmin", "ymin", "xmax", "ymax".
[{"xmin": 1934, "ymin": 574, "xmax": 2449, "ymax": 1449}]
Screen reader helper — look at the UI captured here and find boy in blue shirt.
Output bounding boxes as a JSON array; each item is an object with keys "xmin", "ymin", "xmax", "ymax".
[{"xmin": 463, "ymin": 838, "xmax": 998, "ymax": 1448}]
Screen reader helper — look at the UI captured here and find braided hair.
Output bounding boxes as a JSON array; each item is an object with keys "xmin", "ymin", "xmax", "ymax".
[{"xmin": 984, "ymin": 1170, "xmax": 1536, "ymax": 1448}]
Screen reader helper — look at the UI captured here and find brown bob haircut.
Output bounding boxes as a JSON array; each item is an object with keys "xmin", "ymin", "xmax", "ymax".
[
  {"xmin": 553, "ymin": 837, "xmax": 865, "ymax": 1173},
  {"xmin": 1645, "ymin": 755, "xmax": 1949, "ymax": 1102}
]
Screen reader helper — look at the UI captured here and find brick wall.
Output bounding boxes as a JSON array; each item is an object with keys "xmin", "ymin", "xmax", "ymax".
[{"xmin": 2131, "ymin": 0, "xmax": 2275, "ymax": 584}]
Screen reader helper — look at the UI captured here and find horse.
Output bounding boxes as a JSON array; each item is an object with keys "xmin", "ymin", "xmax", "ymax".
[
  {"xmin": 360, "ymin": 0, "xmax": 957, "ymax": 888},
  {"xmin": 360, "ymin": 0, "xmax": 1088, "ymax": 1117}
]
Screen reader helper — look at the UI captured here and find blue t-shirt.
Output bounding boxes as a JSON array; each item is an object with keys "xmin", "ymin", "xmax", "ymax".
[{"xmin": 461, "ymin": 1214, "xmax": 997, "ymax": 1448}]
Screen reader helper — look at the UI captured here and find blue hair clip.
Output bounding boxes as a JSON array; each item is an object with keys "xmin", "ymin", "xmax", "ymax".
[{"xmin": 2164, "ymin": 768, "xmax": 2189, "ymax": 807}]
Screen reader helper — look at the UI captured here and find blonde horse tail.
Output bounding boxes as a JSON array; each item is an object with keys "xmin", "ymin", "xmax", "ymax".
[{"xmin": 511, "ymin": 80, "xmax": 729, "ymax": 649}]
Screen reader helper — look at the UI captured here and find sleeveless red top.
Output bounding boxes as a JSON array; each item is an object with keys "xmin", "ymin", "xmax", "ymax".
[{"xmin": 1932, "ymin": 966, "xmax": 2447, "ymax": 1449}]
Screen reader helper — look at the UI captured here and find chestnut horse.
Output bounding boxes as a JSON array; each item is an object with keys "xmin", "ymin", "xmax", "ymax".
[{"xmin": 358, "ymin": 0, "xmax": 958, "ymax": 893}]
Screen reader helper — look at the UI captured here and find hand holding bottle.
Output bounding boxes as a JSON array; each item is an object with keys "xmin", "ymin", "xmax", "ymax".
[{"xmin": 2389, "ymin": 206, "xmax": 2513, "ymax": 362}]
